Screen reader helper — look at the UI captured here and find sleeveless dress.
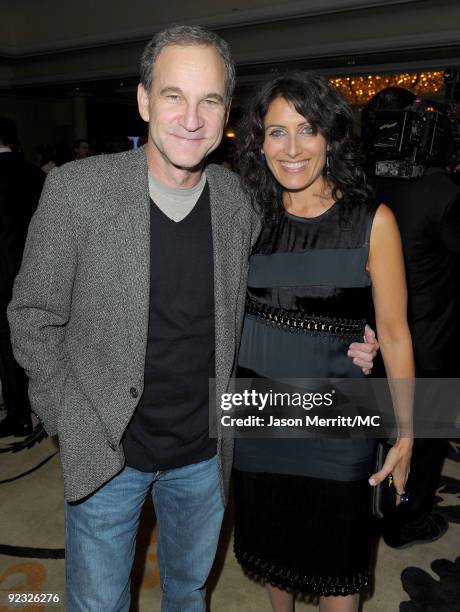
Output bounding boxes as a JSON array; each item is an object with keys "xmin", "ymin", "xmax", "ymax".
[{"xmin": 233, "ymin": 199, "xmax": 377, "ymax": 596}]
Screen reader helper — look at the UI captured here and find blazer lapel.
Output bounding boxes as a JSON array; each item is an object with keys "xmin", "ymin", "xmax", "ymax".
[
  {"xmin": 111, "ymin": 146, "xmax": 150, "ymax": 371},
  {"xmin": 207, "ymin": 168, "xmax": 248, "ymax": 387}
]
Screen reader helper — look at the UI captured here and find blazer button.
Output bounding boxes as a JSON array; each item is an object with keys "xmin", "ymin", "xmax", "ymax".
[{"xmin": 130, "ymin": 387, "xmax": 139, "ymax": 399}]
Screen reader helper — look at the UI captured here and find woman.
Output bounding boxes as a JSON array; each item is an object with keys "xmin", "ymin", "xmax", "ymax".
[{"xmin": 233, "ymin": 72, "xmax": 414, "ymax": 612}]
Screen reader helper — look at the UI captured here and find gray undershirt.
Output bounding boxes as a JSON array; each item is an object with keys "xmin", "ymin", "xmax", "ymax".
[{"xmin": 148, "ymin": 171, "xmax": 206, "ymax": 222}]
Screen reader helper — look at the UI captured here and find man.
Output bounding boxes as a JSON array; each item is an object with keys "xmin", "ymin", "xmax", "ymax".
[
  {"xmin": 73, "ymin": 138, "xmax": 90, "ymax": 160},
  {"xmin": 0, "ymin": 116, "xmax": 44, "ymax": 437},
  {"xmin": 362, "ymin": 87, "xmax": 460, "ymax": 548},
  {"xmin": 8, "ymin": 26, "xmax": 376, "ymax": 611}
]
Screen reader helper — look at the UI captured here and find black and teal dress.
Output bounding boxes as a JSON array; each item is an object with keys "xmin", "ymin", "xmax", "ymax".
[{"xmin": 234, "ymin": 200, "xmax": 378, "ymax": 596}]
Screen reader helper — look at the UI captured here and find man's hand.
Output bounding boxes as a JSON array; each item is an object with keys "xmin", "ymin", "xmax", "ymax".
[{"xmin": 347, "ymin": 324, "xmax": 379, "ymax": 375}]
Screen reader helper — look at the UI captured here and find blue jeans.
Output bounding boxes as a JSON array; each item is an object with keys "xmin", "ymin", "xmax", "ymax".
[{"xmin": 65, "ymin": 455, "xmax": 224, "ymax": 611}]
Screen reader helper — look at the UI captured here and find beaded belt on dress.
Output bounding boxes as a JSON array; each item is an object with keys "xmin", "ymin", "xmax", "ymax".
[{"xmin": 245, "ymin": 297, "xmax": 366, "ymax": 339}]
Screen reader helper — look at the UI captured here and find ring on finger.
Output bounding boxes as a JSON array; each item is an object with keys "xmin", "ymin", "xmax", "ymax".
[{"xmin": 397, "ymin": 491, "xmax": 410, "ymax": 504}]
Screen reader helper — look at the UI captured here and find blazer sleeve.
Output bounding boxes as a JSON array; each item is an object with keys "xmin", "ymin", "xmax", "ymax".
[{"xmin": 7, "ymin": 167, "xmax": 77, "ymax": 436}]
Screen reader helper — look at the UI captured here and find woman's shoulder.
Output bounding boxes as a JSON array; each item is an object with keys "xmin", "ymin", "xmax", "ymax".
[
  {"xmin": 368, "ymin": 203, "xmax": 402, "ymax": 254},
  {"xmin": 336, "ymin": 198, "xmax": 378, "ymax": 241},
  {"xmin": 371, "ymin": 202, "xmax": 397, "ymax": 229}
]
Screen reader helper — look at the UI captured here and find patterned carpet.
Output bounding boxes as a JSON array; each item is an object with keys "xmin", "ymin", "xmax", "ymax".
[{"xmin": 0, "ymin": 426, "xmax": 459, "ymax": 611}]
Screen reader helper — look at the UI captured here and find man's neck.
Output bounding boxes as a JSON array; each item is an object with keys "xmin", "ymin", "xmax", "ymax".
[{"xmin": 146, "ymin": 143, "xmax": 204, "ymax": 190}]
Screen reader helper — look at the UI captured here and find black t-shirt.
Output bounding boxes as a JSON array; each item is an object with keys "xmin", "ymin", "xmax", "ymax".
[
  {"xmin": 374, "ymin": 172, "xmax": 460, "ymax": 374},
  {"xmin": 123, "ymin": 184, "xmax": 216, "ymax": 470}
]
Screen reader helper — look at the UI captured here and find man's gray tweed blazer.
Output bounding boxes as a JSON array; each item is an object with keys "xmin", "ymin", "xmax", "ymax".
[{"xmin": 7, "ymin": 145, "xmax": 259, "ymax": 502}]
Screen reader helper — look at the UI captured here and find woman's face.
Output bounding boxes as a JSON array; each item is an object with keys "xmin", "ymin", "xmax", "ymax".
[{"xmin": 262, "ymin": 96, "xmax": 328, "ymax": 193}]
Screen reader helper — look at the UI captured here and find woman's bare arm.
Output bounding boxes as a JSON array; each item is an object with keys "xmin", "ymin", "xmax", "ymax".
[{"xmin": 366, "ymin": 204, "xmax": 414, "ymax": 500}]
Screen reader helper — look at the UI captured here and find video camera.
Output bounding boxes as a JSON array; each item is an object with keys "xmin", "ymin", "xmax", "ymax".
[{"xmin": 370, "ymin": 98, "xmax": 452, "ymax": 179}]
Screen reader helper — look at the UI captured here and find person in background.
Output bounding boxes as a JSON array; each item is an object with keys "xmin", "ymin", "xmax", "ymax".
[
  {"xmin": 37, "ymin": 144, "xmax": 58, "ymax": 174},
  {"xmin": 73, "ymin": 138, "xmax": 90, "ymax": 160},
  {"xmin": 362, "ymin": 87, "xmax": 460, "ymax": 549},
  {"xmin": 0, "ymin": 115, "xmax": 45, "ymax": 437}
]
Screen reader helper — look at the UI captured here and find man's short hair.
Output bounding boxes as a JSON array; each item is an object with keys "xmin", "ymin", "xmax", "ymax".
[
  {"xmin": 139, "ymin": 25, "xmax": 235, "ymax": 105},
  {"xmin": 361, "ymin": 87, "xmax": 417, "ymax": 150},
  {"xmin": 365, "ymin": 87, "xmax": 416, "ymax": 113}
]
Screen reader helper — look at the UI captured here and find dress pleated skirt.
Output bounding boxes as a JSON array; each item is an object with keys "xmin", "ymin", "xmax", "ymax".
[{"xmin": 233, "ymin": 469, "xmax": 374, "ymax": 597}]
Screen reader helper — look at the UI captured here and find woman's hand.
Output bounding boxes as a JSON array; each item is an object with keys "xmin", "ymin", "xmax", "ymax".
[{"xmin": 368, "ymin": 438, "xmax": 413, "ymax": 505}]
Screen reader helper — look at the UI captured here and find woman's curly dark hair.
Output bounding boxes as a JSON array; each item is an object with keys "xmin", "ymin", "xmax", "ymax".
[{"xmin": 235, "ymin": 71, "xmax": 374, "ymax": 224}]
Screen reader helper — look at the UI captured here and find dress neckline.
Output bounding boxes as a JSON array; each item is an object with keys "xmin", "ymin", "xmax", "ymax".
[{"xmin": 284, "ymin": 200, "xmax": 338, "ymax": 223}]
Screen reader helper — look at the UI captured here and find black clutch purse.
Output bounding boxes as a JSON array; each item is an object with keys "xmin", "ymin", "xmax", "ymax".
[{"xmin": 371, "ymin": 440, "xmax": 397, "ymax": 519}]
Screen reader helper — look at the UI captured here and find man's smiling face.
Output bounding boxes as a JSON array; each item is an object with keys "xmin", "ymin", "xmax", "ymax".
[{"xmin": 138, "ymin": 44, "xmax": 228, "ymax": 177}]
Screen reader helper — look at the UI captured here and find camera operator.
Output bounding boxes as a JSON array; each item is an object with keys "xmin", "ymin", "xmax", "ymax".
[{"xmin": 362, "ymin": 87, "xmax": 460, "ymax": 549}]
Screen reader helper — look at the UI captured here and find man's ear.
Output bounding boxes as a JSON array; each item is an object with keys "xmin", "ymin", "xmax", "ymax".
[
  {"xmin": 224, "ymin": 99, "xmax": 232, "ymax": 127},
  {"xmin": 137, "ymin": 83, "xmax": 150, "ymax": 122}
]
